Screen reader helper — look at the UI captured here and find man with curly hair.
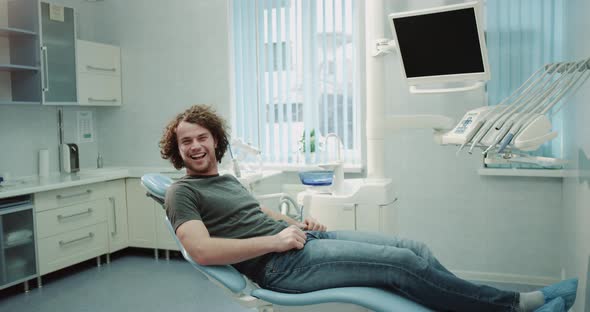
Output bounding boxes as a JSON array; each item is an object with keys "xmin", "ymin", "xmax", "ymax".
[{"xmin": 160, "ymin": 104, "xmax": 576, "ymax": 312}]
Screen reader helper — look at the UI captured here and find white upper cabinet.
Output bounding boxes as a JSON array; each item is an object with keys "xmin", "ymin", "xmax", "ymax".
[{"xmin": 76, "ymin": 40, "xmax": 122, "ymax": 106}]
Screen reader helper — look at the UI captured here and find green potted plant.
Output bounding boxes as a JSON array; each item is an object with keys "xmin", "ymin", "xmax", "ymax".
[{"xmin": 299, "ymin": 128, "xmax": 317, "ymax": 153}]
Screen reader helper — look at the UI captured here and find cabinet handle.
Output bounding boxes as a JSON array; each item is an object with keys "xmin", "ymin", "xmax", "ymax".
[
  {"xmin": 88, "ymin": 98, "xmax": 117, "ymax": 103},
  {"xmin": 56, "ymin": 189, "xmax": 92, "ymax": 200},
  {"xmin": 342, "ymin": 204, "xmax": 355, "ymax": 211},
  {"xmin": 86, "ymin": 65, "xmax": 117, "ymax": 72},
  {"xmin": 59, "ymin": 232, "xmax": 94, "ymax": 246},
  {"xmin": 109, "ymin": 197, "xmax": 117, "ymax": 236},
  {"xmin": 57, "ymin": 208, "xmax": 93, "ymax": 221},
  {"xmin": 41, "ymin": 46, "xmax": 49, "ymax": 92}
]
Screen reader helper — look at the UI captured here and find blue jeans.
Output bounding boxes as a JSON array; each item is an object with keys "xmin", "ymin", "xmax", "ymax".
[{"xmin": 256, "ymin": 231, "xmax": 519, "ymax": 312}]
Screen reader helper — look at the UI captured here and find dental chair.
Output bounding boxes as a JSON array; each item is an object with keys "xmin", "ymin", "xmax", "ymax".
[{"xmin": 141, "ymin": 173, "xmax": 434, "ymax": 312}]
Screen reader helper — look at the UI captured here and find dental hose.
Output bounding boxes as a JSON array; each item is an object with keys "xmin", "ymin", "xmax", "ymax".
[{"xmin": 228, "ymin": 145, "xmax": 241, "ymax": 178}]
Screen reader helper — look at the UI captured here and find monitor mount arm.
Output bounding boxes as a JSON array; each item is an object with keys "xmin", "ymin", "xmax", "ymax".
[{"xmin": 373, "ymin": 38, "xmax": 397, "ymax": 57}]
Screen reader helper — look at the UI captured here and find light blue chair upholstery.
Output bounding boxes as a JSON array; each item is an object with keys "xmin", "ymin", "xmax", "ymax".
[{"xmin": 141, "ymin": 173, "xmax": 434, "ymax": 312}]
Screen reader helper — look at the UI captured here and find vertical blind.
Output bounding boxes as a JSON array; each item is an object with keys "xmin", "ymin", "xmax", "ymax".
[
  {"xmin": 485, "ymin": 0, "xmax": 565, "ymax": 159},
  {"xmin": 231, "ymin": 0, "xmax": 361, "ymax": 166}
]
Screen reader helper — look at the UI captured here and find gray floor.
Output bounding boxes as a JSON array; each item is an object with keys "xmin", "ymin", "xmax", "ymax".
[
  {"xmin": 0, "ymin": 249, "xmax": 250, "ymax": 312},
  {"xmin": 0, "ymin": 249, "xmax": 539, "ymax": 312}
]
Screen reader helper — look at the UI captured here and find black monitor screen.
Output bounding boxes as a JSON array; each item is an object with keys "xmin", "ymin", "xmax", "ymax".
[{"xmin": 392, "ymin": 8, "xmax": 485, "ymax": 78}]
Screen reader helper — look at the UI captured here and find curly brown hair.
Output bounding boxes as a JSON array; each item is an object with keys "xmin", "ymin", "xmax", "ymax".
[{"xmin": 159, "ymin": 105, "xmax": 230, "ymax": 170}]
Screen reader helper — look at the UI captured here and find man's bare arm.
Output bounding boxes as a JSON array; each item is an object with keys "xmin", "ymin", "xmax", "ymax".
[
  {"xmin": 260, "ymin": 206, "xmax": 303, "ymax": 227},
  {"xmin": 260, "ymin": 206, "xmax": 327, "ymax": 232},
  {"xmin": 176, "ymin": 220, "xmax": 306, "ymax": 266}
]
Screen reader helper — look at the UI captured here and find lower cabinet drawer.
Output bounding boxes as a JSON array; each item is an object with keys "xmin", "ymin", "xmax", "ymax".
[
  {"xmin": 36, "ymin": 199, "xmax": 107, "ymax": 239},
  {"xmin": 35, "ymin": 183, "xmax": 105, "ymax": 212},
  {"xmin": 38, "ymin": 223, "xmax": 108, "ymax": 275}
]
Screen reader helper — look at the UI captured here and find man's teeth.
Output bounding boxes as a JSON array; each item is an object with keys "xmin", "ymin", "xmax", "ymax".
[{"xmin": 191, "ymin": 153, "xmax": 206, "ymax": 160}]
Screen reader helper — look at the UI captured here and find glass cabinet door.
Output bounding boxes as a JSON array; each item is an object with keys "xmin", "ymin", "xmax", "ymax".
[
  {"xmin": 40, "ymin": 2, "xmax": 77, "ymax": 104},
  {"xmin": 0, "ymin": 209, "xmax": 36, "ymax": 286}
]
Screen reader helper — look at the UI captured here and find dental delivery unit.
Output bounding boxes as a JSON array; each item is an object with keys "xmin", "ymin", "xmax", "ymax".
[{"xmin": 437, "ymin": 58, "xmax": 590, "ymax": 166}]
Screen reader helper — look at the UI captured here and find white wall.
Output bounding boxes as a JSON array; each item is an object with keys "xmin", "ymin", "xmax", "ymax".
[
  {"xmin": 563, "ymin": 0, "xmax": 590, "ymax": 310},
  {"xmin": 90, "ymin": 0, "xmax": 231, "ymax": 168}
]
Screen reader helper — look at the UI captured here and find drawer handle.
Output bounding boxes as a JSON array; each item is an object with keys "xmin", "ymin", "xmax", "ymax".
[
  {"xmin": 59, "ymin": 232, "xmax": 94, "ymax": 246},
  {"xmin": 57, "ymin": 208, "xmax": 93, "ymax": 221},
  {"xmin": 109, "ymin": 197, "xmax": 117, "ymax": 236},
  {"xmin": 88, "ymin": 97, "xmax": 117, "ymax": 103},
  {"xmin": 87, "ymin": 65, "xmax": 116, "ymax": 72},
  {"xmin": 56, "ymin": 189, "xmax": 92, "ymax": 200}
]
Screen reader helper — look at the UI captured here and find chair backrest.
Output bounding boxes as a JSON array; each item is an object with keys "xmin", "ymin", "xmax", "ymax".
[{"xmin": 140, "ymin": 173, "xmax": 248, "ymax": 294}]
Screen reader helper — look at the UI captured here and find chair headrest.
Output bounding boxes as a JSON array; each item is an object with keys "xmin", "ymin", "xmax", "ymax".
[{"xmin": 141, "ymin": 174, "xmax": 174, "ymax": 200}]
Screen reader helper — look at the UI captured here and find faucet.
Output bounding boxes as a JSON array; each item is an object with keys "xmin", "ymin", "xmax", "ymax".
[
  {"xmin": 323, "ymin": 133, "xmax": 342, "ymax": 162},
  {"xmin": 278, "ymin": 194, "xmax": 303, "ymax": 222},
  {"xmin": 256, "ymin": 192, "xmax": 304, "ymax": 222},
  {"xmin": 320, "ymin": 133, "xmax": 344, "ymax": 195}
]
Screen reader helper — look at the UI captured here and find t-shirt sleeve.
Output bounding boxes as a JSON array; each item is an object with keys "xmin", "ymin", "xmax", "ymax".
[{"xmin": 165, "ymin": 183, "xmax": 202, "ymax": 232}]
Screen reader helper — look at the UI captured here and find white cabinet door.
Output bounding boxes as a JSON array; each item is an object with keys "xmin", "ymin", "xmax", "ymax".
[
  {"xmin": 379, "ymin": 201, "xmax": 398, "ymax": 236},
  {"xmin": 308, "ymin": 204, "xmax": 356, "ymax": 231},
  {"xmin": 77, "ymin": 73, "xmax": 121, "ymax": 106},
  {"xmin": 155, "ymin": 206, "xmax": 179, "ymax": 251},
  {"xmin": 76, "ymin": 40, "xmax": 121, "ymax": 76},
  {"xmin": 104, "ymin": 180, "xmax": 128, "ymax": 253},
  {"xmin": 355, "ymin": 203, "xmax": 381, "ymax": 233},
  {"xmin": 125, "ymin": 178, "xmax": 156, "ymax": 248}
]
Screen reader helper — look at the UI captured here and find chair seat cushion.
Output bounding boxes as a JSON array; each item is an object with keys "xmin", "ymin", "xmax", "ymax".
[{"xmin": 251, "ymin": 287, "xmax": 434, "ymax": 312}]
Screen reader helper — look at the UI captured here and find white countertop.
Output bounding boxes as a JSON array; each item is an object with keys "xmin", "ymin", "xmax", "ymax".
[{"xmin": 0, "ymin": 167, "xmax": 281, "ymax": 199}]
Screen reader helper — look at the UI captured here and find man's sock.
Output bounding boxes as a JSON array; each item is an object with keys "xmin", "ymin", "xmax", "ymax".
[{"xmin": 519, "ymin": 291, "xmax": 545, "ymax": 312}]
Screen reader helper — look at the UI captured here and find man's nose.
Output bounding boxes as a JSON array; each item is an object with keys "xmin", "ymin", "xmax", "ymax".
[{"xmin": 188, "ymin": 140, "xmax": 203, "ymax": 150}]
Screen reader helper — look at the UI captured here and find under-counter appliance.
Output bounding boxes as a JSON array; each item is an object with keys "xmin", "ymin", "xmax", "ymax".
[
  {"xmin": 61, "ymin": 143, "xmax": 80, "ymax": 173},
  {"xmin": 0, "ymin": 195, "xmax": 37, "ymax": 291}
]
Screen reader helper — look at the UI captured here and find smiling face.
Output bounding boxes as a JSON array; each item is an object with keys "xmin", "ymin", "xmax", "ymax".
[{"xmin": 176, "ymin": 121, "xmax": 219, "ymax": 176}]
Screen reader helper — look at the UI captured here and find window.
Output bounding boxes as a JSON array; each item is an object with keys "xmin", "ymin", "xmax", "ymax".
[
  {"xmin": 230, "ymin": 0, "xmax": 361, "ymax": 166},
  {"xmin": 485, "ymin": 0, "xmax": 565, "ymax": 165}
]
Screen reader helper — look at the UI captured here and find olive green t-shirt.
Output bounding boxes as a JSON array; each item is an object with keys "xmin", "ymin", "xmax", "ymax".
[{"xmin": 164, "ymin": 174, "xmax": 288, "ymax": 277}]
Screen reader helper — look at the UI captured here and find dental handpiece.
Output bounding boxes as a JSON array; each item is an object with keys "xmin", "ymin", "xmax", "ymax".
[
  {"xmin": 483, "ymin": 117, "xmax": 516, "ymax": 154},
  {"xmin": 457, "ymin": 120, "xmax": 485, "ymax": 155}
]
